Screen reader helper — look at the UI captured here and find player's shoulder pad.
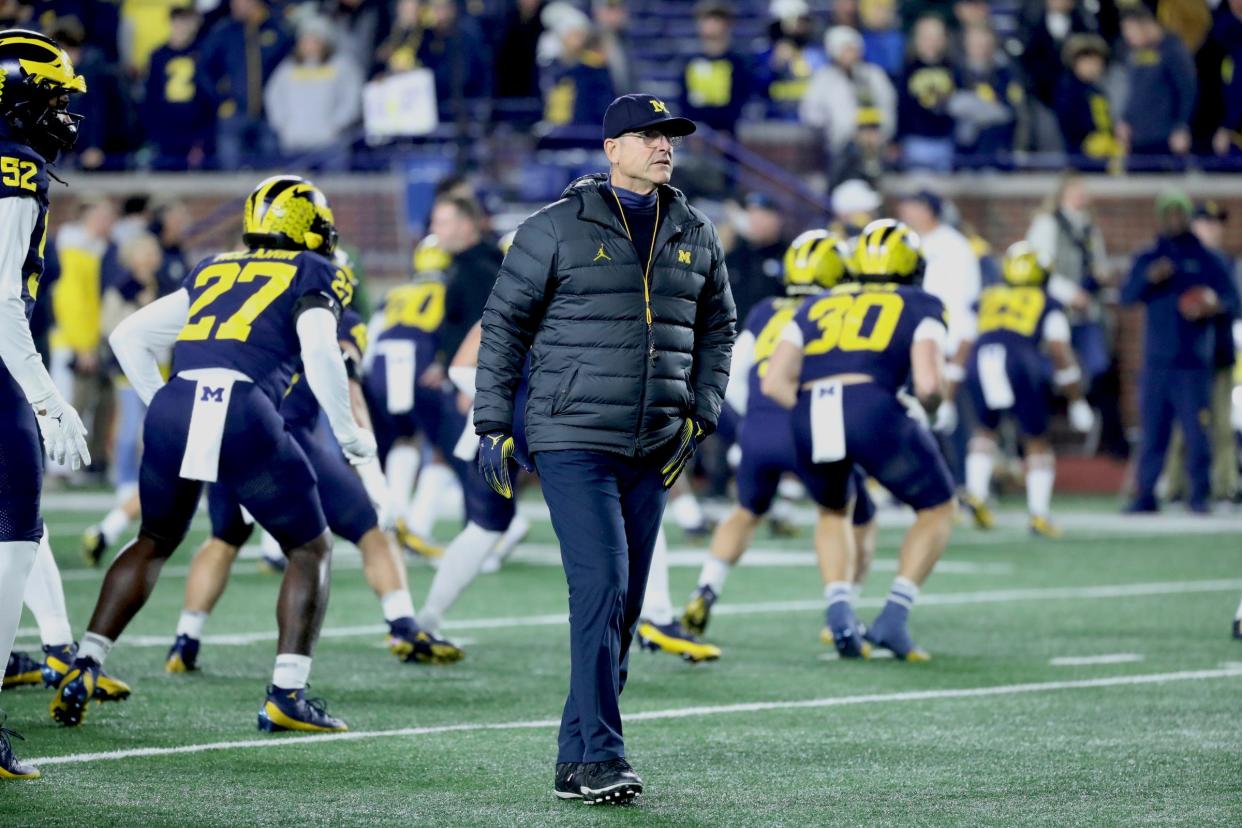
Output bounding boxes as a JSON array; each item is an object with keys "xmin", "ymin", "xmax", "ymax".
[{"xmin": 0, "ymin": 140, "xmax": 49, "ymax": 199}]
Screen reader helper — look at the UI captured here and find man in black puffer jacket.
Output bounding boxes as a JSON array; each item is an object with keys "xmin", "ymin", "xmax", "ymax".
[{"xmin": 475, "ymin": 94, "xmax": 735, "ymax": 804}]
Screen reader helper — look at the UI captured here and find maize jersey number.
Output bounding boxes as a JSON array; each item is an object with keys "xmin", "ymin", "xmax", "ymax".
[
  {"xmin": 178, "ymin": 261, "xmax": 296, "ymax": 342},
  {"xmin": 804, "ymin": 292, "xmax": 904, "ymax": 355}
]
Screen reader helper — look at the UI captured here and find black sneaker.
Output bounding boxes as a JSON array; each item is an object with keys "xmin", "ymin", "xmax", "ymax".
[
  {"xmin": 578, "ymin": 757, "xmax": 643, "ymax": 805},
  {"xmin": 553, "ymin": 762, "xmax": 582, "ymax": 800}
]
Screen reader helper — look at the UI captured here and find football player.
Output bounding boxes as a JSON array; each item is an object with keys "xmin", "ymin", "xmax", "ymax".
[
  {"xmin": 681, "ymin": 230, "xmax": 879, "ymax": 641},
  {"xmin": 762, "ymin": 219, "xmax": 956, "ymax": 661},
  {"xmin": 51, "ymin": 176, "xmax": 375, "ymax": 734},
  {"xmin": 165, "ymin": 251, "xmax": 462, "ymax": 673},
  {"xmin": 0, "ymin": 29, "xmax": 90, "ymax": 780},
  {"xmin": 961, "ymin": 242, "xmax": 1094, "ymax": 537}
]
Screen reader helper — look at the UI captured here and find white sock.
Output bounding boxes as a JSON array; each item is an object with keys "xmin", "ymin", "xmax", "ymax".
[
  {"xmin": 640, "ymin": 528, "xmax": 675, "ymax": 625},
  {"xmin": 965, "ymin": 444, "xmax": 994, "ymax": 503},
  {"xmin": 385, "ymin": 444, "xmax": 420, "ymax": 520},
  {"xmin": 176, "ymin": 611, "xmax": 208, "ymax": 640},
  {"xmin": 482, "ymin": 514, "xmax": 529, "ymax": 572},
  {"xmin": 824, "ymin": 580, "xmax": 853, "ymax": 607},
  {"xmin": 78, "ymin": 631, "xmax": 115, "ymax": 666},
  {"xmin": 698, "ymin": 557, "xmax": 732, "ymax": 596},
  {"xmin": 408, "ymin": 463, "xmax": 454, "ymax": 538},
  {"xmin": 23, "ymin": 532, "xmax": 74, "ymax": 647},
  {"xmin": 670, "ymin": 493, "xmax": 704, "ymax": 530},
  {"xmin": 0, "ymin": 540, "xmax": 40, "ymax": 679},
  {"xmin": 887, "ymin": 576, "xmax": 920, "ymax": 609},
  {"xmin": 261, "ymin": 530, "xmax": 281, "ymax": 558},
  {"xmin": 1026, "ymin": 454, "xmax": 1055, "ymax": 519},
  {"xmin": 271, "ymin": 653, "xmax": 312, "ymax": 690},
  {"xmin": 419, "ymin": 522, "xmax": 502, "ymax": 632},
  {"xmin": 100, "ymin": 507, "xmax": 131, "ymax": 545},
  {"xmin": 380, "ymin": 590, "xmax": 416, "ymax": 623},
  {"xmin": 768, "ymin": 497, "xmax": 795, "ymax": 524}
]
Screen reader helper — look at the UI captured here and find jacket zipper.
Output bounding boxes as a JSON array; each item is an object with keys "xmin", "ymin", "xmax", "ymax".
[{"xmin": 610, "ymin": 189, "xmax": 662, "ymax": 455}]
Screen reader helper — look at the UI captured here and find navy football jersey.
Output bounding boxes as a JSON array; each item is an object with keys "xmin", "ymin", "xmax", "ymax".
[
  {"xmin": 281, "ymin": 307, "xmax": 367, "ymax": 431},
  {"xmin": 789, "ymin": 282, "xmax": 948, "ymax": 393},
  {"xmin": 0, "ymin": 139, "xmax": 51, "ymax": 319},
  {"xmin": 973, "ymin": 285, "xmax": 1063, "ymax": 355},
  {"xmin": 745, "ymin": 295, "xmax": 802, "ymax": 417},
  {"xmin": 170, "ymin": 248, "xmax": 346, "ymax": 403},
  {"xmin": 372, "ymin": 279, "xmax": 446, "ymax": 373}
]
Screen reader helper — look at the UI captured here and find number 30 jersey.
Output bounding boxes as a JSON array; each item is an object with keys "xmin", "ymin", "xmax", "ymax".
[
  {"xmin": 783, "ymin": 282, "xmax": 948, "ymax": 393},
  {"xmin": 170, "ymin": 248, "xmax": 345, "ymax": 404}
]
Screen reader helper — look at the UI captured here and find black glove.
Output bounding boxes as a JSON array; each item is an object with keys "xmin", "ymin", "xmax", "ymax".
[{"xmin": 660, "ymin": 417, "xmax": 706, "ymax": 489}]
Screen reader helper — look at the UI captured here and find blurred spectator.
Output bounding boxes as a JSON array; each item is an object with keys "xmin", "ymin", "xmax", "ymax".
[
  {"xmin": 829, "ymin": 178, "xmax": 881, "ymax": 236},
  {"xmin": 1165, "ymin": 200, "xmax": 1240, "ymax": 503},
  {"xmin": 373, "ymin": 0, "xmax": 426, "ymax": 75},
  {"xmin": 897, "ymin": 15, "xmax": 957, "ymax": 171},
  {"xmin": 801, "ymin": 26, "xmax": 895, "ymax": 172},
  {"xmin": 1117, "ymin": 6, "xmax": 1196, "ymax": 166},
  {"xmin": 831, "ymin": 0, "xmax": 859, "ymax": 28},
  {"xmin": 1196, "ymin": 0, "xmax": 1242, "ymax": 159},
  {"xmin": 144, "ymin": 6, "xmax": 211, "ymax": 170},
  {"xmin": 322, "ymin": 0, "xmax": 389, "ymax": 73},
  {"xmin": 949, "ymin": 23, "xmax": 1021, "ymax": 168},
  {"xmin": 950, "ymin": 0, "xmax": 993, "ymax": 54},
  {"xmin": 680, "ymin": 1, "xmax": 753, "ymax": 134},
  {"xmin": 198, "ymin": 0, "xmax": 293, "ymax": 170},
  {"xmin": 725, "ymin": 193, "xmax": 788, "ymax": 323},
  {"xmin": 859, "ymin": 0, "xmax": 903, "ymax": 77},
  {"xmin": 756, "ymin": 0, "xmax": 826, "ymax": 120},
  {"xmin": 36, "ymin": 0, "xmax": 121, "ymax": 62},
  {"xmin": 54, "ymin": 19, "xmax": 140, "ymax": 170},
  {"xmin": 1123, "ymin": 190, "xmax": 1239, "ymax": 513},
  {"xmin": 1159, "ymin": 0, "xmax": 1212, "ymax": 55},
  {"xmin": 1014, "ymin": 0, "xmax": 1095, "ymax": 153},
  {"xmin": 902, "ymin": 0, "xmax": 956, "ymax": 32},
  {"xmin": 432, "ymin": 195, "xmax": 502, "ymax": 361},
  {"xmin": 265, "ymin": 14, "xmax": 364, "ymax": 168},
  {"xmin": 1055, "ymin": 34, "xmax": 1122, "ymax": 169},
  {"xmin": 494, "ymin": 0, "xmax": 544, "ymax": 103},
  {"xmin": 539, "ymin": 6, "xmax": 613, "ymax": 134},
  {"xmin": 593, "ymin": 0, "xmax": 636, "ymax": 96},
  {"xmin": 149, "ymin": 200, "xmax": 193, "ymax": 297},
  {"xmin": 418, "ymin": 0, "xmax": 493, "ymax": 122}
]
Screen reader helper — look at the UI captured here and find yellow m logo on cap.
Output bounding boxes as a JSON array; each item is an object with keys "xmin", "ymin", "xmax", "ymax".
[{"xmin": 650, "ymin": 99, "xmax": 668, "ymax": 113}]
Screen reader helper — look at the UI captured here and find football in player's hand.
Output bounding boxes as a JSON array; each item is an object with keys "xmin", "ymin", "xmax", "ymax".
[{"xmin": 1177, "ymin": 286, "xmax": 1218, "ymax": 320}]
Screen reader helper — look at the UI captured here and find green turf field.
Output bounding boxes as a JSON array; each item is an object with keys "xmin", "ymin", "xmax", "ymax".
[{"xmin": 3, "ymin": 493, "xmax": 1241, "ymax": 826}]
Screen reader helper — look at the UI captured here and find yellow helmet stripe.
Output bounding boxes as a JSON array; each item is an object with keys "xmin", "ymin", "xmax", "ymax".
[
  {"xmin": 260, "ymin": 183, "xmax": 308, "ymax": 234},
  {"xmin": 245, "ymin": 176, "xmax": 295, "ymax": 233}
]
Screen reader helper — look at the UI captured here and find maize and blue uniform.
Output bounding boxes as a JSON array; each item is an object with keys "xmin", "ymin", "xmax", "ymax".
[
  {"xmin": 736, "ymin": 297, "xmax": 874, "ymax": 523},
  {"xmin": 364, "ymin": 280, "xmax": 449, "ymax": 459},
  {"xmin": 207, "ymin": 307, "xmax": 377, "ymax": 546},
  {"xmin": 965, "ymin": 285, "xmax": 1070, "ymax": 438},
  {"xmin": 139, "ymin": 248, "xmax": 344, "ymax": 550},
  {"xmin": 0, "ymin": 139, "xmax": 51, "ymax": 542},
  {"xmin": 785, "ymin": 282, "xmax": 954, "ymax": 511}
]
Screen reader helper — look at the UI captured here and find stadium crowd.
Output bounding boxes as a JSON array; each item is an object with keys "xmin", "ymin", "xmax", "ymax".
[{"xmin": 3, "ymin": 0, "xmax": 1241, "ymax": 173}]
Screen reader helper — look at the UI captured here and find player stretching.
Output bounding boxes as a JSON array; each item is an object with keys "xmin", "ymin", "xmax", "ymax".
[
  {"xmin": 961, "ymin": 242, "xmax": 1095, "ymax": 537},
  {"xmin": 682, "ymin": 231, "xmax": 878, "ymax": 640},
  {"xmin": 0, "ymin": 29, "xmax": 90, "ymax": 780},
  {"xmin": 52, "ymin": 176, "xmax": 375, "ymax": 733},
  {"xmin": 763, "ymin": 220, "xmax": 956, "ymax": 661}
]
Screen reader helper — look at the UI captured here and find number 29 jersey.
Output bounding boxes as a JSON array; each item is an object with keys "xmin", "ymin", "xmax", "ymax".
[
  {"xmin": 784, "ymin": 282, "xmax": 948, "ymax": 393},
  {"xmin": 170, "ymin": 248, "xmax": 346, "ymax": 404}
]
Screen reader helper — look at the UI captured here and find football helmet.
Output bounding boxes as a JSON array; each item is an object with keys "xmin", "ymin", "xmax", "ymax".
[
  {"xmin": 412, "ymin": 234, "xmax": 451, "ymax": 274},
  {"xmin": 242, "ymin": 175, "xmax": 338, "ymax": 256},
  {"xmin": 783, "ymin": 229, "xmax": 850, "ymax": 295},
  {"xmin": 851, "ymin": 219, "xmax": 926, "ymax": 286},
  {"xmin": 1001, "ymin": 241, "xmax": 1049, "ymax": 287},
  {"xmin": 0, "ymin": 29, "xmax": 86, "ymax": 160}
]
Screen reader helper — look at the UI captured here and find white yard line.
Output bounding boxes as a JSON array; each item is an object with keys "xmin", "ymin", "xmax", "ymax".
[
  {"xmin": 17, "ymin": 578, "xmax": 1242, "ymax": 649},
  {"xmin": 30, "ymin": 666, "xmax": 1242, "ymax": 767},
  {"xmin": 1050, "ymin": 654, "xmax": 1145, "ymax": 667}
]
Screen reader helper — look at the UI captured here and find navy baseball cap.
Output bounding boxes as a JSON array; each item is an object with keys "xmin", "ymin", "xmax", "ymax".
[{"xmin": 603, "ymin": 94, "xmax": 697, "ymax": 141}]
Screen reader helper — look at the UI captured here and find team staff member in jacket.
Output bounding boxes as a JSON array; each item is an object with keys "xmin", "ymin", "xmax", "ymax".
[{"xmin": 474, "ymin": 93, "xmax": 735, "ymax": 805}]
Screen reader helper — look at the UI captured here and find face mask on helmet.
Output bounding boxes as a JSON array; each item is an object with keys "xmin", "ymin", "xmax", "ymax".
[{"xmin": 0, "ymin": 31, "xmax": 87, "ymax": 161}]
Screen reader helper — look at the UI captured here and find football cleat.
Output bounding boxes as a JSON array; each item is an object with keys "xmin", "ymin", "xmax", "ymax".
[
  {"xmin": 863, "ymin": 614, "xmax": 930, "ymax": 662},
  {"xmin": 680, "ymin": 584, "xmax": 718, "ymax": 637},
  {"xmin": 636, "ymin": 620, "xmax": 721, "ymax": 663},
  {"xmin": 1232, "ymin": 618, "xmax": 1241, "ymax": 640},
  {"xmin": 680, "ymin": 519, "xmax": 716, "ymax": 543},
  {"xmin": 40, "ymin": 644, "xmax": 76, "ymax": 688},
  {"xmin": 0, "ymin": 716, "xmax": 40, "ymax": 780},
  {"xmin": 395, "ymin": 519, "xmax": 444, "ymax": 561},
  {"xmin": 4, "ymin": 652, "xmax": 43, "ymax": 689},
  {"xmin": 960, "ymin": 494, "xmax": 994, "ymax": 529},
  {"xmin": 1029, "ymin": 515, "xmax": 1062, "ymax": 539},
  {"xmin": 165, "ymin": 634, "xmax": 201, "ymax": 673},
  {"xmin": 578, "ymin": 758, "xmax": 643, "ymax": 805},
  {"xmin": 554, "ymin": 762, "xmax": 584, "ymax": 800},
  {"xmin": 387, "ymin": 623, "xmax": 464, "ymax": 665},
  {"xmin": 81, "ymin": 525, "xmax": 107, "ymax": 567},
  {"xmin": 50, "ymin": 659, "xmax": 99, "ymax": 727},
  {"xmin": 257, "ymin": 685, "xmax": 348, "ymax": 733},
  {"xmin": 820, "ymin": 625, "xmax": 872, "ymax": 659},
  {"xmin": 768, "ymin": 517, "xmax": 801, "ymax": 538}
]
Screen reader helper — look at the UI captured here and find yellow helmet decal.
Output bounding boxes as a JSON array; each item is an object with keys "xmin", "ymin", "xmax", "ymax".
[
  {"xmin": 852, "ymin": 219, "xmax": 924, "ymax": 281},
  {"xmin": 243, "ymin": 175, "xmax": 336, "ymax": 252},
  {"xmin": 1001, "ymin": 241, "xmax": 1048, "ymax": 287},
  {"xmin": 0, "ymin": 33, "xmax": 86, "ymax": 92},
  {"xmin": 783, "ymin": 229, "xmax": 849, "ymax": 294}
]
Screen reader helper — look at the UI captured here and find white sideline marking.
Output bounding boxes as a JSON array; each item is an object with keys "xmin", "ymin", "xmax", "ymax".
[
  {"xmin": 1050, "ymin": 653, "xmax": 1145, "ymax": 667},
  {"xmin": 16, "ymin": 578, "xmax": 1242, "ymax": 649},
  {"xmin": 30, "ymin": 667, "xmax": 1242, "ymax": 767}
]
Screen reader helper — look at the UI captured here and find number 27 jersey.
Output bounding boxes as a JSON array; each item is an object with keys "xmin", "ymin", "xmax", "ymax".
[
  {"xmin": 170, "ymin": 248, "xmax": 345, "ymax": 404},
  {"xmin": 785, "ymin": 282, "xmax": 948, "ymax": 393}
]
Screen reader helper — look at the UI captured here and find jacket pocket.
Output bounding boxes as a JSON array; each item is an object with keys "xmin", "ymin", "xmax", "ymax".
[{"xmin": 551, "ymin": 365, "xmax": 580, "ymax": 416}]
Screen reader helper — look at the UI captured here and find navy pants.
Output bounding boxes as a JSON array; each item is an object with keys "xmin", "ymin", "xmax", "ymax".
[
  {"xmin": 535, "ymin": 449, "xmax": 668, "ymax": 764},
  {"xmin": 1135, "ymin": 367, "xmax": 1213, "ymax": 508},
  {"xmin": 0, "ymin": 366, "xmax": 42, "ymax": 542}
]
